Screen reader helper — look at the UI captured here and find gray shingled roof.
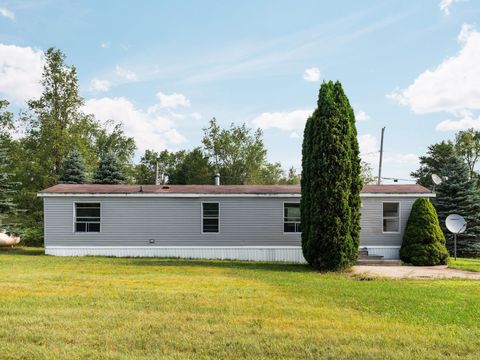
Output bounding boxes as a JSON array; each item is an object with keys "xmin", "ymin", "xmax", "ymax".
[{"xmin": 39, "ymin": 183, "xmax": 432, "ymax": 194}]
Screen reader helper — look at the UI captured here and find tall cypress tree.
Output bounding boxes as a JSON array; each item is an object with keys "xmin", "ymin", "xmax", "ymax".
[
  {"xmin": 301, "ymin": 81, "xmax": 361, "ymax": 271},
  {"xmin": 342, "ymin": 83, "xmax": 363, "ymax": 261},
  {"xmin": 93, "ymin": 152, "xmax": 126, "ymax": 184},
  {"xmin": 435, "ymin": 156, "xmax": 480, "ymax": 257},
  {"xmin": 59, "ymin": 149, "xmax": 86, "ymax": 184}
]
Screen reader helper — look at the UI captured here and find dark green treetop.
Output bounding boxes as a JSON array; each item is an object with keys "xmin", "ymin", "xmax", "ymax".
[
  {"xmin": 59, "ymin": 149, "xmax": 86, "ymax": 184},
  {"xmin": 93, "ymin": 152, "xmax": 126, "ymax": 184},
  {"xmin": 435, "ymin": 156, "xmax": 480, "ymax": 257}
]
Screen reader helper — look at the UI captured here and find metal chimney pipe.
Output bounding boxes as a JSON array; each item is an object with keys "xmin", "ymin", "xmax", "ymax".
[{"xmin": 214, "ymin": 173, "xmax": 220, "ymax": 186}]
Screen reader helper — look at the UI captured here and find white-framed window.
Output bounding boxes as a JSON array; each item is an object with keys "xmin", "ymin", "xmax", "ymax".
[
  {"xmin": 74, "ymin": 202, "xmax": 101, "ymax": 233},
  {"xmin": 284, "ymin": 203, "xmax": 301, "ymax": 233},
  {"xmin": 383, "ymin": 202, "xmax": 399, "ymax": 233},
  {"xmin": 202, "ymin": 202, "xmax": 219, "ymax": 233}
]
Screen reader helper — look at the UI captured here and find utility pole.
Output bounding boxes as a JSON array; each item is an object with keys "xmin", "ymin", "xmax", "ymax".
[
  {"xmin": 377, "ymin": 127, "xmax": 385, "ymax": 185},
  {"xmin": 155, "ymin": 162, "xmax": 160, "ymax": 185}
]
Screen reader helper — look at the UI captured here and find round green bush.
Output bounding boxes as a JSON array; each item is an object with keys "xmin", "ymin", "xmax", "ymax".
[
  {"xmin": 400, "ymin": 198, "xmax": 449, "ymax": 266},
  {"xmin": 20, "ymin": 227, "xmax": 44, "ymax": 247}
]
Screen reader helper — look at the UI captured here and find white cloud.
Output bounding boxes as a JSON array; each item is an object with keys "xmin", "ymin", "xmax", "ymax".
[
  {"xmin": 440, "ymin": 0, "xmax": 461, "ymax": 16},
  {"xmin": 355, "ymin": 109, "xmax": 370, "ymax": 121},
  {"xmin": 383, "ymin": 153, "xmax": 419, "ymax": 165},
  {"xmin": 156, "ymin": 91, "xmax": 190, "ymax": 109},
  {"xmin": 83, "ymin": 97, "xmax": 186, "ymax": 152},
  {"xmin": 89, "ymin": 78, "xmax": 110, "ymax": 92},
  {"xmin": 303, "ymin": 67, "xmax": 321, "ymax": 82},
  {"xmin": 252, "ymin": 110, "xmax": 312, "ymax": 132},
  {"xmin": 387, "ymin": 23, "xmax": 480, "ymax": 115},
  {"xmin": 0, "ymin": 7, "xmax": 14, "ymax": 20},
  {"xmin": 115, "ymin": 65, "xmax": 137, "ymax": 81},
  {"xmin": 358, "ymin": 134, "xmax": 378, "ymax": 161},
  {"xmin": 358, "ymin": 133, "xmax": 418, "ymax": 165},
  {"xmin": 0, "ymin": 44, "xmax": 44, "ymax": 103},
  {"xmin": 100, "ymin": 43, "xmax": 109, "ymax": 49},
  {"xmin": 290, "ymin": 132, "xmax": 300, "ymax": 139},
  {"xmin": 191, "ymin": 112, "xmax": 202, "ymax": 120},
  {"xmin": 436, "ymin": 111, "xmax": 480, "ymax": 131}
]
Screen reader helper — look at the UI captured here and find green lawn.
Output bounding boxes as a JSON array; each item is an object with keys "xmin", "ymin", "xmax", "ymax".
[
  {"xmin": 1, "ymin": 248, "xmax": 480, "ymax": 359},
  {"xmin": 449, "ymin": 257, "xmax": 480, "ymax": 272}
]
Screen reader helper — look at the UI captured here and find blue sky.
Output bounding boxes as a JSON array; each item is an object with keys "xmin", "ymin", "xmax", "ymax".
[{"xmin": 1, "ymin": 0, "xmax": 480, "ymax": 181}]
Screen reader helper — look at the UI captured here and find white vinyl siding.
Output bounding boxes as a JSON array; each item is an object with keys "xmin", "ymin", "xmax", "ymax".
[
  {"xmin": 44, "ymin": 195, "xmax": 424, "ymax": 251},
  {"xmin": 44, "ymin": 197, "xmax": 301, "ymax": 247}
]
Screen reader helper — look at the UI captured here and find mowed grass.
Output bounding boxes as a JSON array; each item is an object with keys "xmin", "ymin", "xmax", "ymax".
[
  {"xmin": 449, "ymin": 257, "xmax": 480, "ymax": 272},
  {"xmin": 1, "ymin": 249, "xmax": 480, "ymax": 359}
]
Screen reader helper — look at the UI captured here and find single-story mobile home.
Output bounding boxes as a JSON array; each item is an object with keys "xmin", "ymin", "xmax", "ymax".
[{"xmin": 38, "ymin": 183, "xmax": 434, "ymax": 262}]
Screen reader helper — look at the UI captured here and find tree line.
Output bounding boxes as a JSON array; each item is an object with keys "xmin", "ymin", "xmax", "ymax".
[
  {"xmin": 411, "ymin": 129, "xmax": 480, "ymax": 257},
  {"xmin": 0, "ymin": 48, "xmax": 299, "ymax": 245}
]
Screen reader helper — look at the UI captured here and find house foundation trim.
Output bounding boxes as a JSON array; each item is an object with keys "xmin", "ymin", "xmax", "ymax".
[{"xmin": 45, "ymin": 245, "xmax": 401, "ymax": 261}]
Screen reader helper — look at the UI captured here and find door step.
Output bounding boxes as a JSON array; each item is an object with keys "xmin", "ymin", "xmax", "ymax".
[
  {"xmin": 357, "ymin": 259, "xmax": 402, "ymax": 266},
  {"xmin": 356, "ymin": 247, "xmax": 401, "ymax": 266},
  {"xmin": 358, "ymin": 254, "xmax": 384, "ymax": 260}
]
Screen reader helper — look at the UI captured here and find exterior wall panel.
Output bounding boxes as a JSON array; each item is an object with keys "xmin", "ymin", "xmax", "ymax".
[
  {"xmin": 44, "ymin": 197, "xmax": 302, "ymax": 247},
  {"xmin": 359, "ymin": 197, "xmax": 416, "ymax": 247},
  {"xmin": 43, "ymin": 194, "xmax": 424, "ymax": 260}
]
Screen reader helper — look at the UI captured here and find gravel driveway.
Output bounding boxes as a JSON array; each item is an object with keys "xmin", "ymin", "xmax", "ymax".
[{"xmin": 352, "ymin": 265, "xmax": 480, "ymax": 279}]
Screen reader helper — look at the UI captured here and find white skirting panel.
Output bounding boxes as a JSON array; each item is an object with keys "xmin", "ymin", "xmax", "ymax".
[
  {"xmin": 45, "ymin": 246, "xmax": 308, "ymax": 263},
  {"xmin": 45, "ymin": 245, "xmax": 401, "ymax": 261},
  {"xmin": 364, "ymin": 246, "xmax": 400, "ymax": 260}
]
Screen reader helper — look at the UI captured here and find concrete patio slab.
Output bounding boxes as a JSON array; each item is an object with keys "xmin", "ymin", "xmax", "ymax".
[{"xmin": 351, "ymin": 265, "xmax": 480, "ymax": 279}]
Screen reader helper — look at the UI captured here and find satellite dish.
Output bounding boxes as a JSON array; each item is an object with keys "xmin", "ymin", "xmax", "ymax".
[
  {"xmin": 445, "ymin": 214, "xmax": 467, "ymax": 260},
  {"xmin": 432, "ymin": 174, "xmax": 442, "ymax": 185},
  {"xmin": 446, "ymin": 214, "xmax": 467, "ymax": 234}
]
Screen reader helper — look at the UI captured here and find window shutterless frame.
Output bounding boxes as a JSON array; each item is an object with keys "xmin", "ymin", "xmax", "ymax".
[
  {"xmin": 73, "ymin": 201, "xmax": 102, "ymax": 234},
  {"xmin": 283, "ymin": 202, "xmax": 301, "ymax": 234},
  {"xmin": 382, "ymin": 201, "xmax": 400, "ymax": 234},
  {"xmin": 201, "ymin": 201, "xmax": 220, "ymax": 234}
]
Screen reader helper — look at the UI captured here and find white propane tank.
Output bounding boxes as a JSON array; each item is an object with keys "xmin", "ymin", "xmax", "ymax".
[{"xmin": 0, "ymin": 231, "xmax": 21, "ymax": 246}]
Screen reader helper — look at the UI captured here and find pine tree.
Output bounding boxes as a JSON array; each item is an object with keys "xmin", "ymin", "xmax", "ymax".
[
  {"xmin": 301, "ymin": 81, "xmax": 360, "ymax": 271},
  {"xmin": 0, "ymin": 142, "xmax": 19, "ymax": 232},
  {"xmin": 400, "ymin": 198, "xmax": 449, "ymax": 265},
  {"xmin": 93, "ymin": 152, "xmax": 126, "ymax": 184},
  {"xmin": 435, "ymin": 156, "xmax": 480, "ymax": 257},
  {"xmin": 59, "ymin": 149, "xmax": 86, "ymax": 184},
  {"xmin": 0, "ymin": 101, "xmax": 19, "ymax": 233}
]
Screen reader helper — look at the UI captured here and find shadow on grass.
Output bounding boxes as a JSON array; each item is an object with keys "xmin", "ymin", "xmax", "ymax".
[
  {"xmin": 0, "ymin": 247, "xmax": 45, "ymax": 256},
  {"xmin": 0, "ymin": 246, "xmax": 318, "ymax": 274},
  {"xmin": 121, "ymin": 257, "xmax": 314, "ymax": 273}
]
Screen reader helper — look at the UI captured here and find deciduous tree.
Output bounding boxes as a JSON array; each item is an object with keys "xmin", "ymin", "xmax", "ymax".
[
  {"xmin": 202, "ymin": 118, "xmax": 269, "ymax": 184},
  {"xmin": 411, "ymin": 141, "xmax": 455, "ymax": 189},
  {"xmin": 455, "ymin": 128, "xmax": 480, "ymax": 179}
]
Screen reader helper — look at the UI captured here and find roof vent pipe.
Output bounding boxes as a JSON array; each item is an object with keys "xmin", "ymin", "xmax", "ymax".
[{"xmin": 214, "ymin": 173, "xmax": 220, "ymax": 186}]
